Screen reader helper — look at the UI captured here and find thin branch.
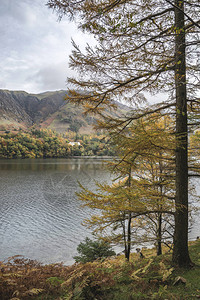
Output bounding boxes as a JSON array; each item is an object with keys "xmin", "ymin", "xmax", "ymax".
[
  {"xmin": 188, "ymin": 174, "xmax": 200, "ymax": 177},
  {"xmin": 165, "ymin": 0, "xmax": 200, "ymax": 29}
]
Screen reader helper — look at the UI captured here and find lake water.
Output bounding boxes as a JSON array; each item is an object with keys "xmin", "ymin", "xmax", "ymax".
[
  {"xmin": 0, "ymin": 158, "xmax": 113, "ymax": 265},
  {"xmin": 0, "ymin": 158, "xmax": 199, "ymax": 265}
]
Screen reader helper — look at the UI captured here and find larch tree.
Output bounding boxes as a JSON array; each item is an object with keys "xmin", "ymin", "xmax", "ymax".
[
  {"xmin": 77, "ymin": 115, "xmax": 176, "ymax": 260},
  {"xmin": 47, "ymin": 0, "xmax": 200, "ymax": 267}
]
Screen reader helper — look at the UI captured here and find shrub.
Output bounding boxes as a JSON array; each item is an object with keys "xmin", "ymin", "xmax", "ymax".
[{"xmin": 73, "ymin": 237, "xmax": 116, "ymax": 263}]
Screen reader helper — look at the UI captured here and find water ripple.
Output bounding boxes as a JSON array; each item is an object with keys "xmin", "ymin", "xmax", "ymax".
[
  {"xmin": 0, "ymin": 158, "xmax": 111, "ymax": 264},
  {"xmin": 1, "ymin": 158, "xmax": 199, "ymax": 264}
]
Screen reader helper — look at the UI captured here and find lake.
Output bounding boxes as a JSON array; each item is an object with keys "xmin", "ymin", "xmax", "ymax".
[{"xmin": 0, "ymin": 158, "xmax": 199, "ymax": 265}]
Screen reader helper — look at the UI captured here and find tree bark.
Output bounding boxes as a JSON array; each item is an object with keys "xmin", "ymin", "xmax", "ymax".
[
  {"xmin": 126, "ymin": 212, "xmax": 132, "ymax": 261},
  {"xmin": 157, "ymin": 213, "xmax": 162, "ymax": 256},
  {"xmin": 122, "ymin": 219, "xmax": 128, "ymax": 259},
  {"xmin": 172, "ymin": 0, "xmax": 191, "ymax": 267}
]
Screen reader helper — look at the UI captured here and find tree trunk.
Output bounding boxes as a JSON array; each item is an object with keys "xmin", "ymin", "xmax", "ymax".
[
  {"xmin": 122, "ymin": 219, "xmax": 128, "ymax": 259},
  {"xmin": 124, "ymin": 169, "xmax": 132, "ymax": 261},
  {"xmin": 172, "ymin": 0, "xmax": 191, "ymax": 267},
  {"xmin": 126, "ymin": 212, "xmax": 132, "ymax": 261},
  {"xmin": 157, "ymin": 213, "xmax": 162, "ymax": 256}
]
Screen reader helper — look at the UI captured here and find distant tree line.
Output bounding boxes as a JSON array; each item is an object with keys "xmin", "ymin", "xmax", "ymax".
[{"xmin": 0, "ymin": 129, "xmax": 116, "ymax": 159}]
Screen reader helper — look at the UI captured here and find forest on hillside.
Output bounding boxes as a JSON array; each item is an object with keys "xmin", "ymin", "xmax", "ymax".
[{"xmin": 0, "ymin": 129, "xmax": 116, "ymax": 159}]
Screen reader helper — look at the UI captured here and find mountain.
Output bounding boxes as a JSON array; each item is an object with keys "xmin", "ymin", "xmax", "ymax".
[{"xmin": 0, "ymin": 89, "xmax": 129, "ymax": 134}]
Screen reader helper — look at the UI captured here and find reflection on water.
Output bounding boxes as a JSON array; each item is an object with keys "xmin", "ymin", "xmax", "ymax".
[
  {"xmin": 0, "ymin": 158, "xmax": 112, "ymax": 265},
  {"xmin": 0, "ymin": 159, "xmax": 199, "ymax": 265}
]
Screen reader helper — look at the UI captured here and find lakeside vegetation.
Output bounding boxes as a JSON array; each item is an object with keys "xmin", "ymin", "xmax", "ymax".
[
  {"xmin": 0, "ymin": 2, "xmax": 199, "ymax": 298},
  {"xmin": 0, "ymin": 240, "xmax": 199, "ymax": 300},
  {"xmin": 0, "ymin": 128, "xmax": 116, "ymax": 159}
]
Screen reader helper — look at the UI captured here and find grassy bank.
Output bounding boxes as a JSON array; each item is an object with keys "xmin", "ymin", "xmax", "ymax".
[{"xmin": 0, "ymin": 240, "xmax": 199, "ymax": 299}]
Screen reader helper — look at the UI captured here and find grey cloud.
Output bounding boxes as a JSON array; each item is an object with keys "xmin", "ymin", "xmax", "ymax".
[
  {"xmin": 27, "ymin": 62, "xmax": 69, "ymax": 92},
  {"xmin": 0, "ymin": 0, "xmax": 44, "ymax": 24},
  {"xmin": 0, "ymin": 0, "xmax": 94, "ymax": 93}
]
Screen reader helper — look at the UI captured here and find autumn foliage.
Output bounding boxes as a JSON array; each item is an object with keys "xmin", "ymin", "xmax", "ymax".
[
  {"xmin": 0, "ymin": 129, "xmax": 115, "ymax": 159},
  {"xmin": 1, "ymin": 240, "xmax": 200, "ymax": 299}
]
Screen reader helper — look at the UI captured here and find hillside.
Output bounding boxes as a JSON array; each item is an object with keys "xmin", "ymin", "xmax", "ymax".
[
  {"xmin": 0, "ymin": 240, "xmax": 199, "ymax": 299},
  {"xmin": 0, "ymin": 89, "xmax": 129, "ymax": 134}
]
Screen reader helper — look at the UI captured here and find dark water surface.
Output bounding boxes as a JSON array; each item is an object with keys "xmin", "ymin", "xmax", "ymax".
[{"xmin": 0, "ymin": 158, "xmax": 199, "ymax": 265}]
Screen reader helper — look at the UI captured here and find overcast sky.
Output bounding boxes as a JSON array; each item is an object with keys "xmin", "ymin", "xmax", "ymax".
[
  {"xmin": 0, "ymin": 0, "xmax": 167, "ymax": 104},
  {"xmin": 0, "ymin": 0, "xmax": 91, "ymax": 94}
]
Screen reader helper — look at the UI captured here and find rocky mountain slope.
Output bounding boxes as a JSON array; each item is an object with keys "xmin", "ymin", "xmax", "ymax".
[{"xmin": 0, "ymin": 89, "xmax": 129, "ymax": 134}]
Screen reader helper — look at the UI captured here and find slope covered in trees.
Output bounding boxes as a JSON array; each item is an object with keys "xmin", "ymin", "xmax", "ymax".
[{"xmin": 0, "ymin": 129, "xmax": 116, "ymax": 158}]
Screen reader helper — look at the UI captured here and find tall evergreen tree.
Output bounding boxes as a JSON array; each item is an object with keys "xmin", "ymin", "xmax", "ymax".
[{"xmin": 47, "ymin": 0, "xmax": 200, "ymax": 267}]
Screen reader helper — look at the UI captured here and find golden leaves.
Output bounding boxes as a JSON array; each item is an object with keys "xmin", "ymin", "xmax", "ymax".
[{"xmin": 131, "ymin": 259, "xmax": 153, "ymax": 280}]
